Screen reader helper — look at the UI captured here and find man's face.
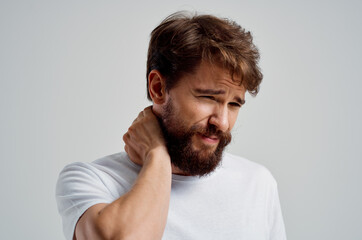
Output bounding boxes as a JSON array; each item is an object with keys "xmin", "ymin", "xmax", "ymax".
[{"xmin": 159, "ymin": 61, "xmax": 246, "ymax": 176}]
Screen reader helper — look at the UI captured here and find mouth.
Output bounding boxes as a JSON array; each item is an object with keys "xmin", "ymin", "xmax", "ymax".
[{"xmin": 197, "ymin": 133, "xmax": 220, "ymax": 145}]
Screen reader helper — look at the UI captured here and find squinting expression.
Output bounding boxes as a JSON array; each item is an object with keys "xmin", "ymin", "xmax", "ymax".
[{"xmin": 160, "ymin": 61, "xmax": 246, "ymax": 176}]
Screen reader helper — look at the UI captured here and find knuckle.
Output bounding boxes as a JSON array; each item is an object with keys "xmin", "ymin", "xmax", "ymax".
[
  {"xmin": 123, "ymin": 133, "xmax": 127, "ymax": 139},
  {"xmin": 128, "ymin": 125, "xmax": 135, "ymax": 132}
]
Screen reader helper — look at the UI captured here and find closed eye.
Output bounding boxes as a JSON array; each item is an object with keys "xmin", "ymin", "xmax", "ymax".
[
  {"xmin": 229, "ymin": 102, "xmax": 242, "ymax": 108},
  {"xmin": 200, "ymin": 96, "xmax": 216, "ymax": 100},
  {"xmin": 200, "ymin": 96, "xmax": 242, "ymax": 107}
]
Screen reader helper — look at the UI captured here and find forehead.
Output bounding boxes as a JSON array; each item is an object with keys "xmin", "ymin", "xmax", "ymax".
[{"xmin": 183, "ymin": 61, "xmax": 245, "ymax": 91}]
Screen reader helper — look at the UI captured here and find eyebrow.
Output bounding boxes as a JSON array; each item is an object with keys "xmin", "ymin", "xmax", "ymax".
[
  {"xmin": 194, "ymin": 88, "xmax": 246, "ymax": 105},
  {"xmin": 194, "ymin": 88, "xmax": 226, "ymax": 95}
]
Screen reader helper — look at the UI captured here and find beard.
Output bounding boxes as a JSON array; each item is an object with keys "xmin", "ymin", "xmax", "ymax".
[{"xmin": 158, "ymin": 99, "xmax": 232, "ymax": 177}]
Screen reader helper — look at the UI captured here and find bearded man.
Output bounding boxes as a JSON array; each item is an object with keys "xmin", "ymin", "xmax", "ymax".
[{"xmin": 56, "ymin": 12, "xmax": 287, "ymax": 240}]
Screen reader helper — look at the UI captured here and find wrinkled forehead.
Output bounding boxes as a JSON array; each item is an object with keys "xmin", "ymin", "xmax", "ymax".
[
  {"xmin": 193, "ymin": 58, "xmax": 243, "ymax": 86},
  {"xmin": 197, "ymin": 61, "xmax": 244, "ymax": 86},
  {"xmin": 179, "ymin": 61, "xmax": 245, "ymax": 93},
  {"xmin": 202, "ymin": 50, "xmax": 245, "ymax": 83}
]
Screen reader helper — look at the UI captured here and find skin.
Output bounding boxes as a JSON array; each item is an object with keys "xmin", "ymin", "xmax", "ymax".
[
  {"xmin": 157, "ymin": 62, "xmax": 246, "ymax": 164},
  {"xmin": 73, "ymin": 61, "xmax": 246, "ymax": 240}
]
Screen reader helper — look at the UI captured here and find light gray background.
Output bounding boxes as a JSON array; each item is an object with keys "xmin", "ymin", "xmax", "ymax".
[{"xmin": 1, "ymin": 0, "xmax": 361, "ymax": 239}]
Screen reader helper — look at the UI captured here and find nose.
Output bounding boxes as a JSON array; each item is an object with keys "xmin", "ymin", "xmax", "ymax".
[{"xmin": 208, "ymin": 105, "xmax": 229, "ymax": 132}]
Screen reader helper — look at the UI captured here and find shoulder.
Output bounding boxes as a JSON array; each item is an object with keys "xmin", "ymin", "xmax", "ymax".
[
  {"xmin": 55, "ymin": 152, "xmax": 139, "ymax": 240},
  {"xmin": 58, "ymin": 152, "xmax": 139, "ymax": 179},
  {"xmin": 56, "ymin": 152, "xmax": 141, "ymax": 197},
  {"xmin": 221, "ymin": 152, "xmax": 277, "ymax": 186}
]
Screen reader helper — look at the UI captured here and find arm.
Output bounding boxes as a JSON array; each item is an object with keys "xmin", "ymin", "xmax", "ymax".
[{"xmin": 74, "ymin": 107, "xmax": 172, "ymax": 240}]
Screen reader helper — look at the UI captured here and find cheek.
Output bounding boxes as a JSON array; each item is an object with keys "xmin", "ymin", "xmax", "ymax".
[{"xmin": 179, "ymin": 99, "xmax": 213, "ymax": 123}]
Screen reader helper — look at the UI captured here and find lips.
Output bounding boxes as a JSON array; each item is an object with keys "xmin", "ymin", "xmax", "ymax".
[{"xmin": 198, "ymin": 133, "xmax": 220, "ymax": 144}]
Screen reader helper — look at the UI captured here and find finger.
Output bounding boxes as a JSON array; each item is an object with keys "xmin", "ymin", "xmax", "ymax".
[
  {"xmin": 123, "ymin": 131, "xmax": 141, "ymax": 150},
  {"xmin": 144, "ymin": 106, "xmax": 153, "ymax": 111},
  {"xmin": 124, "ymin": 128, "xmax": 145, "ymax": 154},
  {"xmin": 124, "ymin": 134, "xmax": 142, "ymax": 160},
  {"xmin": 143, "ymin": 106, "xmax": 153, "ymax": 116},
  {"xmin": 123, "ymin": 132, "xmax": 130, "ymax": 144},
  {"xmin": 132, "ymin": 111, "xmax": 144, "ymax": 123},
  {"xmin": 125, "ymin": 143, "xmax": 142, "ymax": 166}
]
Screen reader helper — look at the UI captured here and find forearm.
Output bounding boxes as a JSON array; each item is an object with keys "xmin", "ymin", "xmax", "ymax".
[
  {"xmin": 76, "ymin": 107, "xmax": 173, "ymax": 240},
  {"xmin": 95, "ymin": 149, "xmax": 172, "ymax": 240}
]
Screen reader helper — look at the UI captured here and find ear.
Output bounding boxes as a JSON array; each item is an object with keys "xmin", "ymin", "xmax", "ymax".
[{"xmin": 148, "ymin": 69, "xmax": 167, "ymax": 104}]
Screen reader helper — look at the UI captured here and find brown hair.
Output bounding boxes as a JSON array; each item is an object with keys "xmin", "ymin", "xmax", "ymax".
[{"xmin": 146, "ymin": 11, "xmax": 263, "ymax": 100}]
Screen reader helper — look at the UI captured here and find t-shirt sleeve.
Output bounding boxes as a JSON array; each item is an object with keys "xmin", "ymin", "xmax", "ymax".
[
  {"xmin": 268, "ymin": 182, "xmax": 287, "ymax": 240},
  {"xmin": 55, "ymin": 162, "xmax": 115, "ymax": 240}
]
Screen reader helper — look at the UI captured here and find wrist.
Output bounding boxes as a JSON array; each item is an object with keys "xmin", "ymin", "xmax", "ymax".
[{"xmin": 145, "ymin": 146, "xmax": 171, "ymax": 166}]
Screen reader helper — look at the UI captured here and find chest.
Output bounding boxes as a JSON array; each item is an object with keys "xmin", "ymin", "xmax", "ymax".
[{"xmin": 162, "ymin": 179, "xmax": 270, "ymax": 240}]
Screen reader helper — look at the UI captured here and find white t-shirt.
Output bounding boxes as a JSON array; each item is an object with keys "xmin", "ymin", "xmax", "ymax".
[{"xmin": 56, "ymin": 152, "xmax": 287, "ymax": 240}]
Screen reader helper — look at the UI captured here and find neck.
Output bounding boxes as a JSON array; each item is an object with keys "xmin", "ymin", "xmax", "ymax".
[{"xmin": 171, "ymin": 164, "xmax": 192, "ymax": 176}]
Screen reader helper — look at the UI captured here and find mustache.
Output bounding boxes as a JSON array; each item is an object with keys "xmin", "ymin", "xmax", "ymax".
[{"xmin": 190, "ymin": 124, "xmax": 232, "ymax": 146}]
